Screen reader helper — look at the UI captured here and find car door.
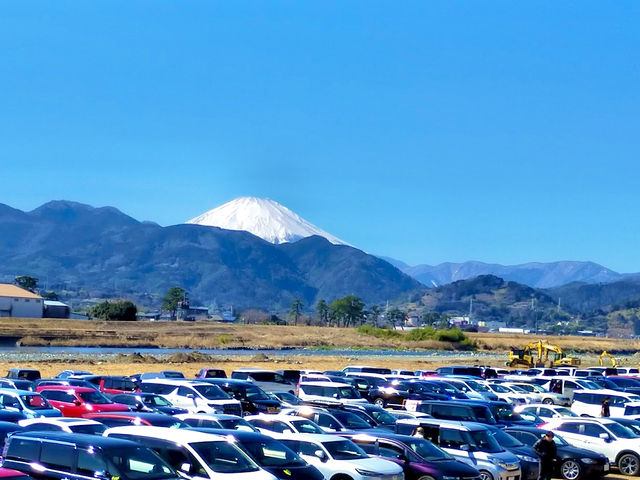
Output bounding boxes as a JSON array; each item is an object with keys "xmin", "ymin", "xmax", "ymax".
[
  {"xmin": 283, "ymin": 440, "xmax": 330, "ymax": 478},
  {"xmin": 579, "ymin": 423, "xmax": 617, "ymax": 461},
  {"xmin": 167, "ymin": 386, "xmax": 192, "ymax": 410},
  {"xmin": 553, "ymin": 423, "xmax": 588, "ymax": 449}
]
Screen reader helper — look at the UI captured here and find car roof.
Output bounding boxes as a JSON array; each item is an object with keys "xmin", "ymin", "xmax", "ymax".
[
  {"xmin": 11, "ymin": 431, "xmax": 140, "ymax": 448},
  {"xmin": 105, "ymin": 425, "xmax": 228, "ymax": 442},
  {"xmin": 37, "ymin": 386, "xmax": 95, "ymax": 392},
  {"xmin": 299, "ymin": 381, "xmax": 351, "ymax": 387},
  {"xmin": 547, "ymin": 417, "xmax": 617, "ymax": 425},
  {"xmin": 19, "ymin": 418, "xmax": 102, "ymax": 426},
  {"xmin": 277, "ymin": 432, "xmax": 346, "ymax": 442},
  {"xmin": 0, "ymin": 388, "xmax": 39, "ymax": 396}
]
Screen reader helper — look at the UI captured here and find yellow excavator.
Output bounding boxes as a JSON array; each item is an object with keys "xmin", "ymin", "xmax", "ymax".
[
  {"xmin": 508, "ymin": 340, "xmax": 581, "ymax": 368},
  {"xmin": 599, "ymin": 350, "xmax": 617, "ymax": 367}
]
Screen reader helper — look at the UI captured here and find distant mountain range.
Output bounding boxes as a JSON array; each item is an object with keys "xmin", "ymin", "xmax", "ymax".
[
  {"xmin": 0, "ymin": 201, "xmax": 419, "ymax": 309},
  {"xmin": 383, "ymin": 258, "xmax": 633, "ymax": 289}
]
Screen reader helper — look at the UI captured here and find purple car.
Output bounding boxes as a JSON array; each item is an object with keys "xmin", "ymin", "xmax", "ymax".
[{"xmin": 343, "ymin": 431, "xmax": 481, "ymax": 480}]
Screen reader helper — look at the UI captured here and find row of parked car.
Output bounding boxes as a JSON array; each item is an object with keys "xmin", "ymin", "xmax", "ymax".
[{"xmin": 1, "ymin": 363, "xmax": 640, "ymax": 480}]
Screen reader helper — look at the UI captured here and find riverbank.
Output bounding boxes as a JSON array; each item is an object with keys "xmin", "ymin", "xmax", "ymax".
[{"xmin": 2, "ymin": 318, "xmax": 640, "ymax": 354}]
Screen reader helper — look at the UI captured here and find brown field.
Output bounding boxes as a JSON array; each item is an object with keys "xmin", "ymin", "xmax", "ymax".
[{"xmin": 1, "ymin": 318, "xmax": 639, "ymax": 378}]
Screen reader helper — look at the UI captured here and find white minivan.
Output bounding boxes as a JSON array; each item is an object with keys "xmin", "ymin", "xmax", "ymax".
[
  {"xmin": 571, "ymin": 389, "xmax": 640, "ymax": 417},
  {"xmin": 139, "ymin": 379, "xmax": 242, "ymax": 415},
  {"xmin": 105, "ymin": 426, "xmax": 278, "ymax": 480}
]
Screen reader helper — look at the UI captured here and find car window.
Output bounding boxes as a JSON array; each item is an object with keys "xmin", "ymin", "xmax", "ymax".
[
  {"xmin": 439, "ymin": 429, "xmax": 467, "ymax": 449},
  {"xmin": 315, "ymin": 413, "xmax": 341, "ymax": 430},
  {"xmin": 40, "ymin": 442, "xmax": 75, "ymax": 470},
  {"xmin": 557, "ymin": 423, "xmax": 581, "ymax": 434},
  {"xmin": 78, "ymin": 448, "xmax": 109, "ymax": 476}
]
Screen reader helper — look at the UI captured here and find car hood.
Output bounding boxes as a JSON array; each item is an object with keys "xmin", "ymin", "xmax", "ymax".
[
  {"xmin": 506, "ymin": 445, "xmax": 538, "ymax": 459},
  {"xmin": 557, "ymin": 445, "xmax": 607, "ymax": 461},
  {"xmin": 264, "ymin": 464, "xmax": 324, "ymax": 480},
  {"xmin": 343, "ymin": 457, "xmax": 404, "ymax": 475}
]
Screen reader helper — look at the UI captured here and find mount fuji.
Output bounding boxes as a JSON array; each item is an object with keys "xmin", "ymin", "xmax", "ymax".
[{"xmin": 186, "ymin": 197, "xmax": 349, "ymax": 246}]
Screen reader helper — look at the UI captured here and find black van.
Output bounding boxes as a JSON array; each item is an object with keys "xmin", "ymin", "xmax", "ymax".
[
  {"xmin": 197, "ymin": 378, "xmax": 281, "ymax": 414},
  {"xmin": 435, "ymin": 366, "xmax": 483, "ymax": 378},
  {"xmin": 408, "ymin": 400, "xmax": 497, "ymax": 424},
  {"xmin": 3, "ymin": 431, "xmax": 180, "ymax": 480}
]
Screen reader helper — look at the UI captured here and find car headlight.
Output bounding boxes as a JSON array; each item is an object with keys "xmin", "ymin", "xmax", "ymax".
[
  {"xmin": 490, "ymin": 459, "xmax": 509, "ymax": 469},
  {"xmin": 580, "ymin": 458, "xmax": 598, "ymax": 464},
  {"xmin": 355, "ymin": 468, "xmax": 382, "ymax": 476},
  {"xmin": 517, "ymin": 455, "xmax": 538, "ymax": 463}
]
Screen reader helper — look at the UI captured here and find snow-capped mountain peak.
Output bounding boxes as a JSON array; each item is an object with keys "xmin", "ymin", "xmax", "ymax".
[{"xmin": 186, "ymin": 197, "xmax": 349, "ymax": 245}]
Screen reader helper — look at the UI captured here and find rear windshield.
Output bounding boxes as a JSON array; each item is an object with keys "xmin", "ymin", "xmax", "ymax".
[
  {"xmin": 193, "ymin": 385, "xmax": 230, "ymax": 400},
  {"xmin": 324, "ymin": 439, "xmax": 368, "ymax": 460},
  {"xmin": 79, "ymin": 391, "xmax": 112, "ymax": 404},
  {"xmin": 71, "ymin": 423, "xmax": 108, "ymax": 435},
  {"xmin": 192, "ymin": 441, "xmax": 260, "ymax": 473},
  {"xmin": 105, "ymin": 446, "xmax": 175, "ymax": 480},
  {"xmin": 21, "ymin": 394, "xmax": 52, "ymax": 410}
]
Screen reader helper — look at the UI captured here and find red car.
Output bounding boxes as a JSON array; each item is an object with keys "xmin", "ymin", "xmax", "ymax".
[
  {"xmin": 0, "ymin": 468, "xmax": 33, "ymax": 480},
  {"xmin": 35, "ymin": 386, "xmax": 130, "ymax": 417}
]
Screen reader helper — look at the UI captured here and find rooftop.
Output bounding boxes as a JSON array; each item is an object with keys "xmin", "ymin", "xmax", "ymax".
[{"xmin": 0, "ymin": 284, "xmax": 42, "ymax": 300}]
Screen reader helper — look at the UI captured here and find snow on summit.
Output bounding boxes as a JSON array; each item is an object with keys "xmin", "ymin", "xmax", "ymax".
[{"xmin": 186, "ymin": 197, "xmax": 349, "ymax": 245}]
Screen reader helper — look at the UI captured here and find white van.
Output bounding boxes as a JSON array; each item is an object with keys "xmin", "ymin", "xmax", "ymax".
[
  {"xmin": 139, "ymin": 379, "xmax": 241, "ymax": 415},
  {"xmin": 105, "ymin": 426, "xmax": 277, "ymax": 480},
  {"xmin": 571, "ymin": 389, "xmax": 640, "ymax": 417},
  {"xmin": 298, "ymin": 381, "xmax": 368, "ymax": 405}
]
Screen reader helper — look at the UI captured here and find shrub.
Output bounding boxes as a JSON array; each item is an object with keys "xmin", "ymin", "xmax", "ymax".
[
  {"xmin": 356, "ymin": 325, "xmax": 402, "ymax": 339},
  {"xmin": 432, "ymin": 328, "xmax": 466, "ymax": 342}
]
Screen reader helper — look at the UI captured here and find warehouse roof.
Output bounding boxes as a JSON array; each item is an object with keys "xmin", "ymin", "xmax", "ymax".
[{"xmin": 0, "ymin": 284, "xmax": 43, "ymax": 299}]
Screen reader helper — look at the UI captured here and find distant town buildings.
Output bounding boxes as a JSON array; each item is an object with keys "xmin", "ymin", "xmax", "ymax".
[{"xmin": 0, "ymin": 283, "xmax": 44, "ymax": 318}]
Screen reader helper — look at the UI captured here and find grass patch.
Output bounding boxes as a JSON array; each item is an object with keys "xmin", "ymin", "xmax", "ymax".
[{"xmin": 356, "ymin": 325, "xmax": 402, "ymax": 339}]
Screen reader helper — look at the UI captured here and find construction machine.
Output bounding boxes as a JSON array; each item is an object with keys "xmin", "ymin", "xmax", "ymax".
[
  {"xmin": 507, "ymin": 340, "xmax": 581, "ymax": 368},
  {"xmin": 599, "ymin": 350, "xmax": 617, "ymax": 367}
]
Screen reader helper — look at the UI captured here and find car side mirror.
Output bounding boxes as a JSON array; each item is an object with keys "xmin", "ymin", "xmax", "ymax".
[
  {"xmin": 398, "ymin": 453, "xmax": 408, "ymax": 463},
  {"xmin": 179, "ymin": 463, "xmax": 191, "ymax": 473},
  {"xmin": 315, "ymin": 450, "xmax": 327, "ymax": 462},
  {"xmin": 599, "ymin": 433, "xmax": 610, "ymax": 442},
  {"xmin": 332, "ymin": 393, "xmax": 339, "ymax": 398},
  {"xmin": 460, "ymin": 444, "xmax": 471, "ymax": 451},
  {"xmin": 73, "ymin": 399, "xmax": 82, "ymax": 406}
]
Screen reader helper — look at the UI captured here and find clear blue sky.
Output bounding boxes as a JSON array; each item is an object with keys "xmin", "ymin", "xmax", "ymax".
[{"xmin": 2, "ymin": 2, "xmax": 639, "ymax": 271}]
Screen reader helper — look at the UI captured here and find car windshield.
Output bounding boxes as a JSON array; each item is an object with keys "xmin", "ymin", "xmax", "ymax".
[
  {"xmin": 323, "ymin": 439, "xmax": 369, "ymax": 460},
  {"xmin": 466, "ymin": 381, "xmax": 490, "ymax": 392},
  {"xmin": 405, "ymin": 438, "xmax": 452, "ymax": 461},
  {"xmin": 193, "ymin": 385, "xmax": 230, "ymax": 400},
  {"xmin": 218, "ymin": 418, "xmax": 258, "ymax": 432},
  {"xmin": 509, "ymin": 385, "xmax": 528, "ymax": 393},
  {"xmin": 576, "ymin": 380, "xmax": 599, "ymax": 390},
  {"xmin": 143, "ymin": 395, "xmax": 172, "ymax": 407},
  {"xmin": 555, "ymin": 408, "xmax": 576, "ymax": 417},
  {"xmin": 192, "ymin": 440, "xmax": 261, "ymax": 473},
  {"xmin": 71, "ymin": 423, "xmax": 108, "ymax": 435},
  {"xmin": 618, "ymin": 422, "xmax": 640, "ymax": 436},
  {"xmin": 368, "ymin": 408, "xmax": 397, "ymax": 425},
  {"xmin": 290, "ymin": 419, "xmax": 324, "ymax": 434},
  {"xmin": 274, "ymin": 392, "xmax": 302, "ymax": 404},
  {"xmin": 79, "ymin": 391, "xmax": 111, "ymax": 404},
  {"xmin": 240, "ymin": 439, "xmax": 306, "ymax": 468},
  {"xmin": 529, "ymin": 385, "xmax": 545, "ymax": 393},
  {"xmin": 337, "ymin": 387, "xmax": 361, "ymax": 399},
  {"xmin": 21, "ymin": 394, "xmax": 52, "ymax": 410},
  {"xmin": 245, "ymin": 386, "xmax": 270, "ymax": 400},
  {"xmin": 607, "ymin": 423, "xmax": 638, "ymax": 439},
  {"xmin": 332, "ymin": 411, "xmax": 373, "ymax": 430},
  {"xmin": 466, "ymin": 430, "xmax": 503, "ymax": 453},
  {"xmin": 105, "ymin": 446, "xmax": 176, "ymax": 480},
  {"xmin": 489, "ymin": 384, "xmax": 510, "ymax": 393},
  {"xmin": 489, "ymin": 428, "xmax": 524, "ymax": 448}
]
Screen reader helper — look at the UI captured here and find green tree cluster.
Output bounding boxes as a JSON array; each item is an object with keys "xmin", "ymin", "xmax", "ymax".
[
  {"xmin": 162, "ymin": 286, "xmax": 187, "ymax": 319},
  {"xmin": 14, "ymin": 275, "xmax": 38, "ymax": 292},
  {"xmin": 88, "ymin": 300, "xmax": 137, "ymax": 321}
]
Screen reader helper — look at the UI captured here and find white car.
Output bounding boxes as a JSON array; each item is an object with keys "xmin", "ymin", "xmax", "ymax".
[
  {"xmin": 280, "ymin": 433, "xmax": 404, "ymax": 480},
  {"xmin": 515, "ymin": 404, "xmax": 578, "ymax": 422},
  {"xmin": 485, "ymin": 383, "xmax": 532, "ymax": 405},
  {"xmin": 139, "ymin": 379, "xmax": 242, "ymax": 415},
  {"xmin": 504, "ymin": 381, "xmax": 571, "ymax": 405},
  {"xmin": 174, "ymin": 412, "xmax": 257, "ymax": 431},
  {"xmin": 18, "ymin": 417, "xmax": 106, "ymax": 434},
  {"xmin": 571, "ymin": 389, "xmax": 640, "ymax": 417},
  {"xmin": 104, "ymin": 425, "xmax": 278, "ymax": 480},
  {"xmin": 245, "ymin": 414, "xmax": 325, "ymax": 437},
  {"xmin": 544, "ymin": 417, "xmax": 640, "ymax": 475}
]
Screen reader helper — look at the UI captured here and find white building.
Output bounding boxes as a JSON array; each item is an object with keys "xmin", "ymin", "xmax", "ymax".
[{"xmin": 0, "ymin": 284, "xmax": 44, "ymax": 318}]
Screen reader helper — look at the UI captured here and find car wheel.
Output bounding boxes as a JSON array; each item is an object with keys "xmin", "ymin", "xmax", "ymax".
[
  {"xmin": 479, "ymin": 470, "xmax": 494, "ymax": 480},
  {"xmin": 542, "ymin": 397, "xmax": 554, "ymax": 404},
  {"xmin": 619, "ymin": 453, "xmax": 640, "ymax": 476},
  {"xmin": 560, "ymin": 459, "xmax": 582, "ymax": 480},
  {"xmin": 373, "ymin": 397, "xmax": 385, "ymax": 407},
  {"xmin": 417, "ymin": 476, "xmax": 436, "ymax": 480}
]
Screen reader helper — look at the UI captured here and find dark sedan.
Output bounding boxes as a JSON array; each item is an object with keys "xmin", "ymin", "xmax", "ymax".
[
  {"xmin": 343, "ymin": 431, "xmax": 481, "ymax": 480},
  {"xmin": 109, "ymin": 393, "xmax": 188, "ymax": 415},
  {"xmin": 485, "ymin": 426, "xmax": 539, "ymax": 480},
  {"xmin": 369, "ymin": 380, "xmax": 447, "ymax": 408},
  {"xmin": 197, "ymin": 378, "xmax": 281, "ymax": 414},
  {"xmin": 505, "ymin": 426, "xmax": 609, "ymax": 480}
]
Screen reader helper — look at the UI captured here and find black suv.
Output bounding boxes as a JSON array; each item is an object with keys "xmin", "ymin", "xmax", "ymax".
[
  {"xmin": 368, "ymin": 380, "xmax": 447, "ymax": 408},
  {"xmin": 3, "ymin": 431, "xmax": 179, "ymax": 480}
]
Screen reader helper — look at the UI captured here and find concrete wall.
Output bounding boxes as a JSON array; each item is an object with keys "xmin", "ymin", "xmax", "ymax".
[{"xmin": 0, "ymin": 297, "xmax": 43, "ymax": 318}]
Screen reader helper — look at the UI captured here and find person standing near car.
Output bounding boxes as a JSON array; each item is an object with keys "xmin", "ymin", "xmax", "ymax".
[
  {"xmin": 533, "ymin": 431, "xmax": 557, "ymax": 480},
  {"xmin": 601, "ymin": 397, "xmax": 611, "ymax": 417}
]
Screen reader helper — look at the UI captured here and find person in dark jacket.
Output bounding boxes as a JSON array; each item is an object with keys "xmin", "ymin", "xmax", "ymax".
[
  {"xmin": 533, "ymin": 431, "xmax": 557, "ymax": 480},
  {"xmin": 601, "ymin": 397, "xmax": 611, "ymax": 417}
]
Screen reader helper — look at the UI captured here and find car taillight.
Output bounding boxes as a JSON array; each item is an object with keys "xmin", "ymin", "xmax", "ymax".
[{"xmin": 538, "ymin": 422, "xmax": 548, "ymax": 428}]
